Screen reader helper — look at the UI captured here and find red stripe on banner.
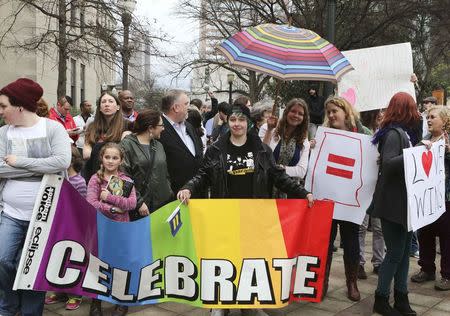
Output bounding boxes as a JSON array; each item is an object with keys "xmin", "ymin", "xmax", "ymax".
[
  {"xmin": 327, "ymin": 153, "xmax": 355, "ymax": 166},
  {"xmin": 326, "ymin": 166, "xmax": 353, "ymax": 179},
  {"xmin": 276, "ymin": 199, "xmax": 334, "ymax": 303}
]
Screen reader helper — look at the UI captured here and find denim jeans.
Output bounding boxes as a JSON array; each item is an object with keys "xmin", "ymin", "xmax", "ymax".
[
  {"xmin": 359, "ymin": 214, "xmax": 385, "ymax": 267},
  {"xmin": 376, "ymin": 219, "xmax": 413, "ymax": 297},
  {"xmin": 0, "ymin": 212, "xmax": 45, "ymax": 316}
]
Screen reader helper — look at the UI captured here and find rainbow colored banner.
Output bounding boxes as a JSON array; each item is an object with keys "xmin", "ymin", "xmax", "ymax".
[{"xmin": 14, "ymin": 175, "xmax": 333, "ymax": 308}]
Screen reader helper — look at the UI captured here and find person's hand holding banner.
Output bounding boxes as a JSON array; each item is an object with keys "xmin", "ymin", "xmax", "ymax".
[{"xmin": 177, "ymin": 189, "xmax": 191, "ymax": 204}]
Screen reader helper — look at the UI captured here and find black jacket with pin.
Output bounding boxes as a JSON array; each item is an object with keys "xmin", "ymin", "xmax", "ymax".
[
  {"xmin": 159, "ymin": 116, "xmax": 204, "ymax": 196},
  {"xmin": 120, "ymin": 134, "xmax": 173, "ymax": 218},
  {"xmin": 182, "ymin": 132, "xmax": 310, "ymax": 198}
]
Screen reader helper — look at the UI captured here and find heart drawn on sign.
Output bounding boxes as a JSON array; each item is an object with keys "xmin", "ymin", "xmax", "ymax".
[
  {"xmin": 340, "ymin": 88, "xmax": 356, "ymax": 106},
  {"xmin": 421, "ymin": 150, "xmax": 433, "ymax": 177}
]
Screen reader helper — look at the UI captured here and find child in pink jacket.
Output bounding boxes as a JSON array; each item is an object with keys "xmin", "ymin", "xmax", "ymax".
[
  {"xmin": 86, "ymin": 142, "xmax": 136, "ymax": 314},
  {"xmin": 87, "ymin": 142, "xmax": 136, "ymax": 222}
]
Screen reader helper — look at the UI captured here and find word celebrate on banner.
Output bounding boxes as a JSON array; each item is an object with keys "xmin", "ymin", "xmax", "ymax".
[
  {"xmin": 404, "ymin": 140, "xmax": 446, "ymax": 231},
  {"xmin": 14, "ymin": 175, "xmax": 334, "ymax": 308},
  {"xmin": 305, "ymin": 127, "xmax": 379, "ymax": 225}
]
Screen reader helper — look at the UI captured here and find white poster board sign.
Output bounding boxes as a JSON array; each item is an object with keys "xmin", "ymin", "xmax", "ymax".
[
  {"xmin": 305, "ymin": 127, "xmax": 379, "ymax": 224},
  {"xmin": 404, "ymin": 140, "xmax": 446, "ymax": 231},
  {"xmin": 338, "ymin": 42, "xmax": 416, "ymax": 112}
]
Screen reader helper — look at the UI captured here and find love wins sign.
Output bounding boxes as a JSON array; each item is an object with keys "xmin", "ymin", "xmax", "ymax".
[{"xmin": 404, "ymin": 140, "xmax": 446, "ymax": 231}]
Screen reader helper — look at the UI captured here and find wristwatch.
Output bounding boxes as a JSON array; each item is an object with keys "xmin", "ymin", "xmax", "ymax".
[{"xmin": 110, "ymin": 207, "xmax": 117, "ymax": 213}]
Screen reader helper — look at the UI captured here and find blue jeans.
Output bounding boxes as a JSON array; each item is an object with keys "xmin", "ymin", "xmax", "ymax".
[
  {"xmin": 376, "ymin": 219, "xmax": 413, "ymax": 297},
  {"xmin": 0, "ymin": 212, "xmax": 45, "ymax": 316}
]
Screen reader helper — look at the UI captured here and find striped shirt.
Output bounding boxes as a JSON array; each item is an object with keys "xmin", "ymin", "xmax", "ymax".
[{"xmin": 69, "ymin": 174, "xmax": 87, "ymax": 198}]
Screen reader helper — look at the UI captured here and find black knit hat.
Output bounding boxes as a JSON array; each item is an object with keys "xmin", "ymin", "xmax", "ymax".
[{"xmin": 228, "ymin": 104, "xmax": 251, "ymax": 121}]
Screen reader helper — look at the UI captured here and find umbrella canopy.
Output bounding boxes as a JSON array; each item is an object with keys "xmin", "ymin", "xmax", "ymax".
[{"xmin": 218, "ymin": 23, "xmax": 353, "ymax": 82}]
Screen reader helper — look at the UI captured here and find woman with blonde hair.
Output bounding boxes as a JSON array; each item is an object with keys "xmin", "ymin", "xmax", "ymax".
[
  {"xmin": 411, "ymin": 105, "xmax": 450, "ymax": 291},
  {"xmin": 321, "ymin": 96, "xmax": 371, "ymax": 302},
  {"xmin": 323, "ymin": 96, "xmax": 365, "ymax": 132}
]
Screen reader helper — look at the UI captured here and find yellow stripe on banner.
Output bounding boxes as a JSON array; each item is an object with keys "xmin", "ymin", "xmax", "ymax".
[
  {"xmin": 239, "ymin": 199, "xmax": 287, "ymax": 308},
  {"xmin": 189, "ymin": 198, "xmax": 241, "ymax": 268}
]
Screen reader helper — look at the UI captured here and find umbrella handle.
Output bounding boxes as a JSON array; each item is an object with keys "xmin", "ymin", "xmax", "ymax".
[{"xmin": 272, "ymin": 79, "xmax": 282, "ymax": 115}]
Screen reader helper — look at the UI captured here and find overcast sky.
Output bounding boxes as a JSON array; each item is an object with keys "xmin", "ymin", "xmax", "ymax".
[{"xmin": 136, "ymin": 0, "xmax": 198, "ymax": 89}]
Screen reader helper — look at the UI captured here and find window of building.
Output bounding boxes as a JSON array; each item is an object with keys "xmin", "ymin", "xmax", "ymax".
[
  {"xmin": 71, "ymin": 58, "xmax": 77, "ymax": 106},
  {"xmin": 80, "ymin": 64, "xmax": 85, "ymax": 102}
]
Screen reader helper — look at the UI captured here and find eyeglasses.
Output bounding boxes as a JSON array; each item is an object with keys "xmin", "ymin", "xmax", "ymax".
[{"xmin": 156, "ymin": 124, "xmax": 164, "ymax": 127}]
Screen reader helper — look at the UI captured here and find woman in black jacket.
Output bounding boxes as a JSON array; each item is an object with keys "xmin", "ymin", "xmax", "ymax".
[
  {"xmin": 371, "ymin": 92, "xmax": 421, "ymax": 316},
  {"xmin": 120, "ymin": 109, "xmax": 173, "ymax": 220},
  {"xmin": 177, "ymin": 105, "xmax": 313, "ymax": 202}
]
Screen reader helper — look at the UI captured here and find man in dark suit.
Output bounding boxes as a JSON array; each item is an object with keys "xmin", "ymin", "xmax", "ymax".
[{"xmin": 159, "ymin": 89, "xmax": 204, "ymax": 197}]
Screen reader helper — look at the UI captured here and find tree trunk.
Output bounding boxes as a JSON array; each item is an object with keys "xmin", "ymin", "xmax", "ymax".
[
  {"xmin": 248, "ymin": 70, "xmax": 258, "ymax": 104},
  {"xmin": 122, "ymin": 12, "xmax": 132, "ymax": 90},
  {"xmin": 57, "ymin": 0, "xmax": 67, "ymax": 99}
]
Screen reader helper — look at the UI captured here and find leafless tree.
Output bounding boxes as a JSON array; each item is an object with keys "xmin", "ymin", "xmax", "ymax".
[
  {"xmin": 175, "ymin": 0, "xmax": 449, "ymax": 102},
  {"xmin": 0, "ymin": 0, "xmax": 168, "ymax": 97}
]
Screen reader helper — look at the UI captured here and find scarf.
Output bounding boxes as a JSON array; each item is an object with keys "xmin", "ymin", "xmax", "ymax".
[{"xmin": 372, "ymin": 124, "xmax": 419, "ymax": 146}]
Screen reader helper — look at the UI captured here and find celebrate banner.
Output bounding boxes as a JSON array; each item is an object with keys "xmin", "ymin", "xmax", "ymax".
[{"xmin": 14, "ymin": 175, "xmax": 334, "ymax": 308}]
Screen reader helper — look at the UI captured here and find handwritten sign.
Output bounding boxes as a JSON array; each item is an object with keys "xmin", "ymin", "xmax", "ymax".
[
  {"xmin": 338, "ymin": 42, "xmax": 416, "ymax": 112},
  {"xmin": 404, "ymin": 140, "xmax": 446, "ymax": 231}
]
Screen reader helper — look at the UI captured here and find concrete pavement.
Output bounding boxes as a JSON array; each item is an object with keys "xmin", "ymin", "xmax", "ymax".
[{"xmin": 43, "ymin": 233, "xmax": 450, "ymax": 316}]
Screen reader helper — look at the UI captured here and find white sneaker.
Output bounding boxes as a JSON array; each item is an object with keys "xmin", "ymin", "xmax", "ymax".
[{"xmin": 210, "ymin": 309, "xmax": 225, "ymax": 316}]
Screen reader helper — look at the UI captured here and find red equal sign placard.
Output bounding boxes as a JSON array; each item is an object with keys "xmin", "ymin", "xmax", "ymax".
[{"xmin": 326, "ymin": 153, "xmax": 355, "ymax": 179}]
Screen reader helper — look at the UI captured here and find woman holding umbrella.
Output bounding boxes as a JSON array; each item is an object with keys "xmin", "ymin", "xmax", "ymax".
[{"xmin": 258, "ymin": 98, "xmax": 310, "ymax": 196}]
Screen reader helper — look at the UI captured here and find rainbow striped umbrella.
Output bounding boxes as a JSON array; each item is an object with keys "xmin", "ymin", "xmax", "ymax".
[{"xmin": 218, "ymin": 23, "xmax": 353, "ymax": 82}]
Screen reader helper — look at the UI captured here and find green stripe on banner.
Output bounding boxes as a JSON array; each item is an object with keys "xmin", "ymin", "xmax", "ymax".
[{"xmin": 150, "ymin": 201, "xmax": 202, "ymax": 306}]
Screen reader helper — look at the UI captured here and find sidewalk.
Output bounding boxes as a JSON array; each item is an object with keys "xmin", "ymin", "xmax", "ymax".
[{"xmin": 44, "ymin": 233, "xmax": 450, "ymax": 316}]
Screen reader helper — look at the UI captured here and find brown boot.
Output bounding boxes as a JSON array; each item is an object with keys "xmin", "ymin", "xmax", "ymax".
[{"xmin": 344, "ymin": 262, "xmax": 361, "ymax": 301}]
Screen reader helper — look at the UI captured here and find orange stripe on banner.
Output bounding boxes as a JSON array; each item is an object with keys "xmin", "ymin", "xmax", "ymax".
[{"xmin": 240, "ymin": 199, "xmax": 287, "ymax": 308}]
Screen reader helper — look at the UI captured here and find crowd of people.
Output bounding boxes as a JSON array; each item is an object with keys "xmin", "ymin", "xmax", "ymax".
[{"xmin": 0, "ymin": 77, "xmax": 448, "ymax": 316}]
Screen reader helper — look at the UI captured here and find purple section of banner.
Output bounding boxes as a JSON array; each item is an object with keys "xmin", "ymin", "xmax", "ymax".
[{"xmin": 34, "ymin": 180, "xmax": 98, "ymax": 298}]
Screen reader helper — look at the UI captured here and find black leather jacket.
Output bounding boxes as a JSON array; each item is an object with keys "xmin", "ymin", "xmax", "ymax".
[{"xmin": 182, "ymin": 132, "xmax": 310, "ymax": 198}]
